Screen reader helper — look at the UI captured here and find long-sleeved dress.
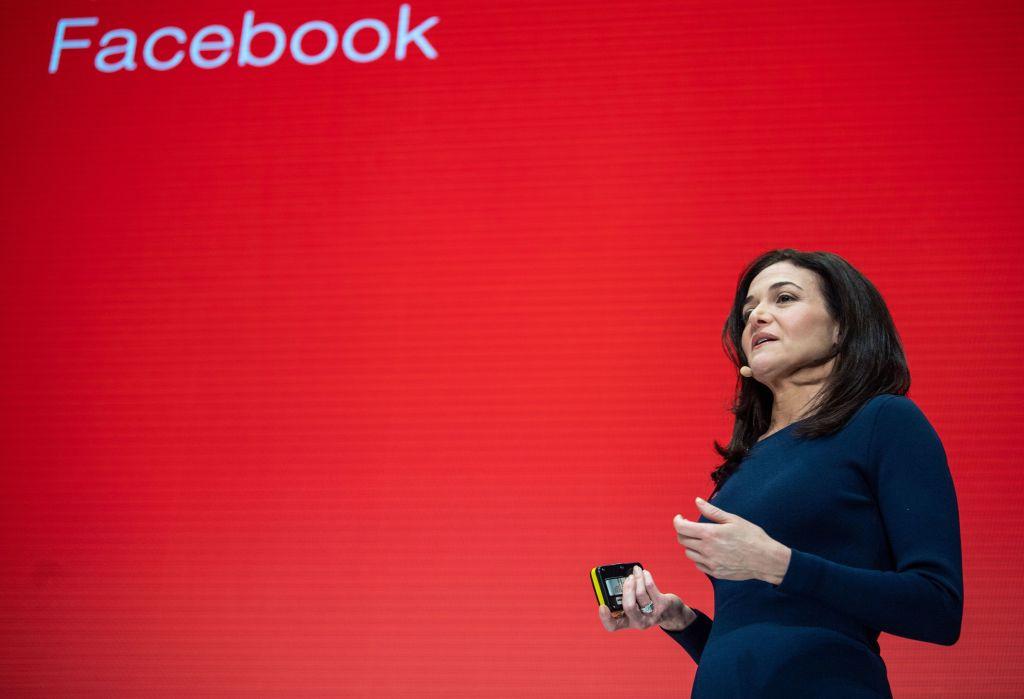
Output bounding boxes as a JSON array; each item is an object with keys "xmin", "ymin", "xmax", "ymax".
[{"xmin": 662, "ymin": 394, "xmax": 963, "ymax": 698}]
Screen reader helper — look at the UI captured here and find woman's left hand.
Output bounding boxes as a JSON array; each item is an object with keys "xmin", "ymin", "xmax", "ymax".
[{"xmin": 673, "ymin": 497, "xmax": 792, "ymax": 585}]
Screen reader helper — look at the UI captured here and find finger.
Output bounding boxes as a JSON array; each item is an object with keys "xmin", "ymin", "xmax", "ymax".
[
  {"xmin": 599, "ymin": 604, "xmax": 628, "ymax": 632},
  {"xmin": 621, "ymin": 576, "xmax": 644, "ymax": 626},
  {"xmin": 677, "ymin": 529, "xmax": 706, "ymax": 551},
  {"xmin": 642, "ymin": 569, "xmax": 662, "ymax": 598},
  {"xmin": 677, "ymin": 531, "xmax": 704, "ymax": 548},
  {"xmin": 684, "ymin": 547, "xmax": 708, "ymax": 565},
  {"xmin": 684, "ymin": 548, "xmax": 714, "ymax": 575},
  {"xmin": 674, "ymin": 514, "xmax": 715, "ymax": 538},
  {"xmin": 621, "ymin": 573, "xmax": 635, "ymax": 609},
  {"xmin": 633, "ymin": 566, "xmax": 652, "ymax": 608}
]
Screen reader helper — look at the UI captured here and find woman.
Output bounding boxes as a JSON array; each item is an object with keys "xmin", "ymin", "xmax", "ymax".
[{"xmin": 597, "ymin": 249, "xmax": 963, "ymax": 698}]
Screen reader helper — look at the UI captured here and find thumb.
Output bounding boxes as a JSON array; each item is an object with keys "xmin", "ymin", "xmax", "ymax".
[{"xmin": 695, "ymin": 496, "xmax": 735, "ymax": 523}]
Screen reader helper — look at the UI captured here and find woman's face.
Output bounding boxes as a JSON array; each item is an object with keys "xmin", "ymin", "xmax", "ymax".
[{"xmin": 740, "ymin": 261, "xmax": 840, "ymax": 382}]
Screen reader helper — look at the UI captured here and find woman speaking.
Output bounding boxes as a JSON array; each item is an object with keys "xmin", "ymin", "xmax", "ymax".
[{"xmin": 598, "ymin": 249, "xmax": 964, "ymax": 698}]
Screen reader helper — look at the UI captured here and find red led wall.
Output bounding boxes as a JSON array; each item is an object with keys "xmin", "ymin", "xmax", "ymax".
[{"xmin": 2, "ymin": 1, "xmax": 1021, "ymax": 695}]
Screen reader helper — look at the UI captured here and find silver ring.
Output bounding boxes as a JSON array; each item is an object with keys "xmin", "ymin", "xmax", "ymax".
[{"xmin": 640, "ymin": 602, "xmax": 655, "ymax": 614}]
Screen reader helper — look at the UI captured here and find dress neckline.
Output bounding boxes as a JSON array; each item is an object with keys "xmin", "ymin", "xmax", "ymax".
[{"xmin": 751, "ymin": 419, "xmax": 805, "ymax": 449}]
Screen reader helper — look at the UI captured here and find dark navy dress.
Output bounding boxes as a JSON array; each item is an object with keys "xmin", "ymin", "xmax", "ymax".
[{"xmin": 663, "ymin": 394, "xmax": 963, "ymax": 698}]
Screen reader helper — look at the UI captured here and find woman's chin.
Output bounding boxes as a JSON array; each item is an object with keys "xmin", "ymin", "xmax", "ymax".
[{"xmin": 750, "ymin": 363, "xmax": 779, "ymax": 381}]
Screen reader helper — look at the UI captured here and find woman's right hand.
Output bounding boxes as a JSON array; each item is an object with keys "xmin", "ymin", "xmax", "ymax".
[{"xmin": 598, "ymin": 565, "xmax": 697, "ymax": 632}]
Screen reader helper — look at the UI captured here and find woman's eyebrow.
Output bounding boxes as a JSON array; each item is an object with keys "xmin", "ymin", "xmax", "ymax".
[{"xmin": 744, "ymin": 281, "xmax": 804, "ymax": 305}]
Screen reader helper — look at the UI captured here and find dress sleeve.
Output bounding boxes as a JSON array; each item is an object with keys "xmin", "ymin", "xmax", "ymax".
[
  {"xmin": 772, "ymin": 395, "xmax": 964, "ymax": 645},
  {"xmin": 661, "ymin": 607, "xmax": 713, "ymax": 664}
]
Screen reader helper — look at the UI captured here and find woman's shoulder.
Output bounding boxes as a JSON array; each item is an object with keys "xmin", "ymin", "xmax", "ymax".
[
  {"xmin": 857, "ymin": 393, "xmax": 930, "ymax": 424},
  {"xmin": 855, "ymin": 393, "xmax": 944, "ymax": 455},
  {"xmin": 839, "ymin": 393, "xmax": 934, "ymax": 443}
]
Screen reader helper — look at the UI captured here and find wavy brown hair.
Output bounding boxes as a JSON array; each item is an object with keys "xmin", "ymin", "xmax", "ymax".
[{"xmin": 709, "ymin": 249, "xmax": 910, "ymax": 497}]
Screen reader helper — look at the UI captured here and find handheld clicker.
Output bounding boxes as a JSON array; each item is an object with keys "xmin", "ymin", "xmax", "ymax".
[{"xmin": 590, "ymin": 562, "xmax": 643, "ymax": 616}]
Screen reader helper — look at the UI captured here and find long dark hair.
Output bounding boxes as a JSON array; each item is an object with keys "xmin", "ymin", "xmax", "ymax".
[{"xmin": 709, "ymin": 249, "xmax": 910, "ymax": 496}]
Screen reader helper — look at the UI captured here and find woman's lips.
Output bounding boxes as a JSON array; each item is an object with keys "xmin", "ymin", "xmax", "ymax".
[{"xmin": 752, "ymin": 339, "xmax": 777, "ymax": 352}]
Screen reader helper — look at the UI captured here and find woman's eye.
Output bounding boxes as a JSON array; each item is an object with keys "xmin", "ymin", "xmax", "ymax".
[{"xmin": 742, "ymin": 294, "xmax": 796, "ymax": 322}]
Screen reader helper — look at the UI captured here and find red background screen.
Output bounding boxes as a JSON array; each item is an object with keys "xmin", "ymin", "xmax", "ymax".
[{"xmin": 2, "ymin": 1, "xmax": 1021, "ymax": 695}]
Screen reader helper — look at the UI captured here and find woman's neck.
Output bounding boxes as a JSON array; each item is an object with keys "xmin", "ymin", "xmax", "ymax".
[{"xmin": 765, "ymin": 363, "xmax": 834, "ymax": 433}]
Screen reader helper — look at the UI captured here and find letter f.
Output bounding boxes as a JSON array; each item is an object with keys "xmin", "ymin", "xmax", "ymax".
[{"xmin": 50, "ymin": 17, "xmax": 99, "ymax": 73}]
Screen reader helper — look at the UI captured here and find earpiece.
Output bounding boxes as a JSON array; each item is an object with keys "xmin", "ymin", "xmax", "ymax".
[{"xmin": 739, "ymin": 366, "xmax": 753, "ymax": 378}]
